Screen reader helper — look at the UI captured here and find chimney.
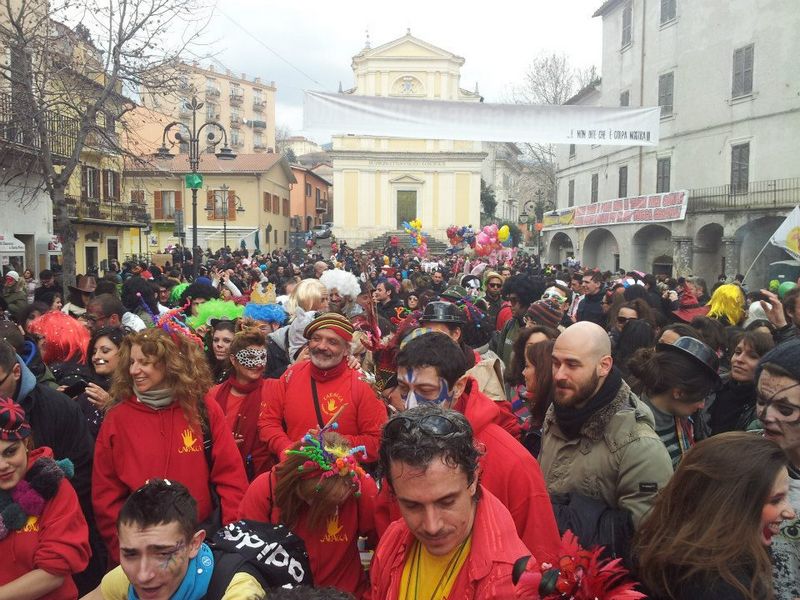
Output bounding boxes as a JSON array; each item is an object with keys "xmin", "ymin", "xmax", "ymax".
[
  {"xmin": 192, "ymin": 59, "xmax": 198, "ymax": 67},
  {"xmin": 208, "ymin": 64, "xmax": 214, "ymax": 72},
  {"xmin": 254, "ymin": 77, "xmax": 261, "ymax": 84},
  {"xmin": 241, "ymin": 72, "xmax": 246, "ymax": 80},
  {"xmin": 226, "ymin": 69, "xmax": 231, "ymax": 76}
]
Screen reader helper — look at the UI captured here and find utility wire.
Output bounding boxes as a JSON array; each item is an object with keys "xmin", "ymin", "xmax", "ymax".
[{"xmin": 216, "ymin": 8, "xmax": 328, "ymax": 89}]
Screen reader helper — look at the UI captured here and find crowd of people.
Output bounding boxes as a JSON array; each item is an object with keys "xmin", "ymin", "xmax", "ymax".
[{"xmin": 0, "ymin": 240, "xmax": 798, "ymax": 600}]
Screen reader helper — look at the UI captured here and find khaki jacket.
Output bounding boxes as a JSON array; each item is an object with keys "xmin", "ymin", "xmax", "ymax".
[{"xmin": 539, "ymin": 379, "xmax": 673, "ymax": 528}]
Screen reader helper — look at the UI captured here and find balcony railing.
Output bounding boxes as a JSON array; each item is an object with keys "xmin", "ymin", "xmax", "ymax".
[
  {"xmin": 253, "ymin": 99, "xmax": 266, "ymax": 112},
  {"xmin": 250, "ymin": 119, "xmax": 266, "ymax": 131},
  {"xmin": 689, "ymin": 178, "xmax": 800, "ymax": 212},
  {"xmin": 0, "ymin": 92, "xmax": 78, "ymax": 162},
  {"xmin": 230, "ymin": 91, "xmax": 244, "ymax": 105},
  {"xmin": 315, "ymin": 199, "xmax": 327, "ymax": 213},
  {"xmin": 229, "ymin": 117, "xmax": 241, "ymax": 128},
  {"xmin": 205, "ymin": 86, "xmax": 220, "ymax": 98},
  {"xmin": 231, "ymin": 139, "xmax": 243, "ymax": 148},
  {"xmin": 254, "ymin": 143, "xmax": 266, "ymax": 152},
  {"xmin": 64, "ymin": 196, "xmax": 148, "ymax": 224}
]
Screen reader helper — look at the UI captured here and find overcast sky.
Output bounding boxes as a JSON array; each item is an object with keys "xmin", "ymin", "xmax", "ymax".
[{"xmin": 194, "ymin": 1, "xmax": 603, "ymax": 141}]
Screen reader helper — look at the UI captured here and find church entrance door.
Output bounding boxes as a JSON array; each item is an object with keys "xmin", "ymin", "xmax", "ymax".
[{"xmin": 397, "ymin": 190, "xmax": 417, "ymax": 228}]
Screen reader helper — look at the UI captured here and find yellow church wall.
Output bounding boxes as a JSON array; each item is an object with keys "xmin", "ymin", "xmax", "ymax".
[
  {"xmin": 387, "ymin": 139, "xmax": 427, "ymax": 152},
  {"xmin": 455, "ymin": 172, "xmax": 471, "ymax": 225},
  {"xmin": 374, "ymin": 172, "xmax": 382, "ymax": 224},
  {"xmin": 344, "ymin": 171, "xmax": 359, "ymax": 228},
  {"xmin": 432, "ymin": 172, "xmax": 440, "ymax": 226}
]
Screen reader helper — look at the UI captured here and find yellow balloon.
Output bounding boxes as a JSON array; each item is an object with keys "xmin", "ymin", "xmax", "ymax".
[{"xmin": 498, "ymin": 225, "xmax": 510, "ymax": 242}]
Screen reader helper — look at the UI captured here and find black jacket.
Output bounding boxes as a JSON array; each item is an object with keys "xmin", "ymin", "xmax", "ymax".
[{"xmin": 577, "ymin": 291, "xmax": 607, "ymax": 327}]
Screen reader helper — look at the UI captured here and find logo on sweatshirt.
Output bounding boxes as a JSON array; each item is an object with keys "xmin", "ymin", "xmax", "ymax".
[
  {"xmin": 22, "ymin": 515, "xmax": 39, "ymax": 532},
  {"xmin": 321, "ymin": 392, "xmax": 344, "ymax": 417},
  {"xmin": 178, "ymin": 428, "xmax": 202, "ymax": 454},
  {"xmin": 321, "ymin": 513, "xmax": 348, "ymax": 543}
]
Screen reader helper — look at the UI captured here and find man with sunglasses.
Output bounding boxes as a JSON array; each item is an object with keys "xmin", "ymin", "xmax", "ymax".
[
  {"xmin": 481, "ymin": 271, "xmax": 505, "ymax": 329},
  {"xmin": 756, "ymin": 339, "xmax": 800, "ymax": 600},
  {"xmin": 371, "ymin": 405, "xmax": 531, "ymax": 599},
  {"xmin": 375, "ymin": 331, "xmax": 561, "ymax": 563}
]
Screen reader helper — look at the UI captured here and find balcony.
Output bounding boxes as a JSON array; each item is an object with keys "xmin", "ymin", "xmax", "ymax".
[
  {"xmin": 315, "ymin": 199, "xmax": 327, "ymax": 213},
  {"xmin": 231, "ymin": 138, "xmax": 244, "ymax": 149},
  {"xmin": 250, "ymin": 119, "xmax": 266, "ymax": 131},
  {"xmin": 254, "ymin": 143, "xmax": 266, "ymax": 152},
  {"xmin": 63, "ymin": 196, "xmax": 149, "ymax": 225},
  {"xmin": 689, "ymin": 178, "xmax": 800, "ymax": 212},
  {"xmin": 0, "ymin": 92, "xmax": 78, "ymax": 164},
  {"xmin": 229, "ymin": 116, "xmax": 241, "ymax": 128},
  {"xmin": 230, "ymin": 91, "xmax": 244, "ymax": 105},
  {"xmin": 205, "ymin": 86, "xmax": 220, "ymax": 98},
  {"xmin": 253, "ymin": 99, "xmax": 266, "ymax": 112}
]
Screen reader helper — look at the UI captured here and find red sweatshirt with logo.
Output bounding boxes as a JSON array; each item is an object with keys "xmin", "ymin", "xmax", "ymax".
[
  {"xmin": 93, "ymin": 395, "xmax": 248, "ymax": 561},
  {"xmin": 258, "ymin": 360, "xmax": 387, "ymax": 461},
  {"xmin": 239, "ymin": 469, "xmax": 377, "ymax": 599},
  {"xmin": 0, "ymin": 447, "xmax": 90, "ymax": 600}
]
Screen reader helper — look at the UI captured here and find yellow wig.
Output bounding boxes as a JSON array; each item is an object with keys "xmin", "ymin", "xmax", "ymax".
[{"xmin": 706, "ymin": 283, "xmax": 745, "ymax": 325}]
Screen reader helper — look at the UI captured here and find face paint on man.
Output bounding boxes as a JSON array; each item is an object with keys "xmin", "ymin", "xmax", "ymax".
[{"xmin": 397, "ymin": 366, "xmax": 455, "ymax": 409}]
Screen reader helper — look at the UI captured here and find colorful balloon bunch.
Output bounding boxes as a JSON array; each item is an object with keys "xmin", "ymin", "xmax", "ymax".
[{"xmin": 402, "ymin": 219, "xmax": 428, "ymax": 257}]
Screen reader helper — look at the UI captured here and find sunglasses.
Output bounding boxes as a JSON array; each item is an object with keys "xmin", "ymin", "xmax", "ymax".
[
  {"xmin": 617, "ymin": 316, "xmax": 635, "ymax": 325},
  {"xmin": 383, "ymin": 414, "xmax": 464, "ymax": 439},
  {"xmin": 487, "ymin": 283, "xmax": 502, "ymax": 289}
]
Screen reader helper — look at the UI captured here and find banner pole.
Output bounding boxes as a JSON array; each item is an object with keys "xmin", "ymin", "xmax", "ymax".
[{"xmin": 741, "ymin": 237, "xmax": 772, "ymax": 284}]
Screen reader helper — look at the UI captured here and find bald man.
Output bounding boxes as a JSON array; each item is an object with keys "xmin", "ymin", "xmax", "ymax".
[{"xmin": 539, "ymin": 322, "xmax": 672, "ymax": 534}]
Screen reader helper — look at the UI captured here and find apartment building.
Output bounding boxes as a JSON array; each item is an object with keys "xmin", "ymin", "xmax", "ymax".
[
  {"xmin": 141, "ymin": 61, "xmax": 277, "ymax": 155},
  {"xmin": 543, "ymin": 0, "xmax": 800, "ymax": 285}
]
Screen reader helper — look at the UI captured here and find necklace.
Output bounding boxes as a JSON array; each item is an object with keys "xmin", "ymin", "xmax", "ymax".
[{"xmin": 404, "ymin": 534, "xmax": 470, "ymax": 600}]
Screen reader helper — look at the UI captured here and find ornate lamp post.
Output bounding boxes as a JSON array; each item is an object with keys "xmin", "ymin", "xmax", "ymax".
[
  {"xmin": 155, "ymin": 96, "xmax": 236, "ymax": 277},
  {"xmin": 206, "ymin": 183, "xmax": 244, "ymax": 250}
]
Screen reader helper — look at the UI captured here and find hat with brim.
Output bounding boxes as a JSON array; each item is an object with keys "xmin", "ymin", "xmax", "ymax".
[
  {"xmin": 657, "ymin": 336, "xmax": 721, "ymax": 385},
  {"xmin": 68, "ymin": 275, "xmax": 97, "ymax": 294},
  {"xmin": 671, "ymin": 291, "xmax": 709, "ymax": 323}
]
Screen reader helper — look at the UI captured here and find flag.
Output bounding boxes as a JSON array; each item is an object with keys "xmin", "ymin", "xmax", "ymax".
[{"xmin": 770, "ymin": 206, "xmax": 800, "ymax": 261}]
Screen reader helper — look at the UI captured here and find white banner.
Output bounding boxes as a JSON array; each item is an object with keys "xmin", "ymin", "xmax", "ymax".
[
  {"xmin": 303, "ymin": 90, "xmax": 660, "ymax": 146},
  {"xmin": 769, "ymin": 205, "xmax": 800, "ymax": 261}
]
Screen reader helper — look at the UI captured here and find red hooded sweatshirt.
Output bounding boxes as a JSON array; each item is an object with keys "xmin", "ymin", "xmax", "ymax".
[
  {"xmin": 0, "ymin": 447, "xmax": 90, "ymax": 600},
  {"xmin": 258, "ymin": 360, "xmax": 387, "ymax": 461},
  {"xmin": 93, "ymin": 395, "xmax": 248, "ymax": 562},
  {"xmin": 239, "ymin": 469, "xmax": 377, "ymax": 599},
  {"xmin": 375, "ymin": 379, "xmax": 561, "ymax": 563}
]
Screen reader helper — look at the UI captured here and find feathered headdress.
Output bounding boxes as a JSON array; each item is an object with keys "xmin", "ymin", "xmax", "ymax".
[
  {"xmin": 137, "ymin": 292, "xmax": 204, "ymax": 347},
  {"xmin": 285, "ymin": 416, "xmax": 370, "ymax": 497},
  {"xmin": 513, "ymin": 531, "xmax": 645, "ymax": 600}
]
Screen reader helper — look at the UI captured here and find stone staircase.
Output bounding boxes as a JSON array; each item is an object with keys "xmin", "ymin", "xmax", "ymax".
[{"xmin": 356, "ymin": 230, "xmax": 450, "ymax": 254}]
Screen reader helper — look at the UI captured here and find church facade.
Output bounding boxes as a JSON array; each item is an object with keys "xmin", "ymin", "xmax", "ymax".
[{"xmin": 330, "ymin": 32, "xmax": 487, "ymax": 246}]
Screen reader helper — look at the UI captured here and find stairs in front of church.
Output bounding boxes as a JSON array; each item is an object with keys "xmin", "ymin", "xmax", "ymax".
[{"xmin": 356, "ymin": 230, "xmax": 450, "ymax": 255}]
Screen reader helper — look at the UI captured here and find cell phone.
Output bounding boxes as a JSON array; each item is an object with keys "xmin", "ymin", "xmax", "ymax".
[
  {"xmin": 63, "ymin": 380, "xmax": 89, "ymax": 398},
  {"xmin": 755, "ymin": 291, "xmax": 771, "ymax": 303}
]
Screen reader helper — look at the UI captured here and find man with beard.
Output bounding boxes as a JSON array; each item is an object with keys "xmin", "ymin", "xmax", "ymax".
[
  {"xmin": 430, "ymin": 269, "xmax": 448, "ymax": 295},
  {"xmin": 258, "ymin": 312, "xmax": 387, "ymax": 461},
  {"xmin": 539, "ymin": 322, "xmax": 672, "ymax": 530},
  {"xmin": 481, "ymin": 271, "xmax": 505, "ymax": 329}
]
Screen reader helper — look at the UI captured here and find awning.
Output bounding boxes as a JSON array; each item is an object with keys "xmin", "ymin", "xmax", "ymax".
[{"xmin": 0, "ymin": 234, "xmax": 25, "ymax": 253}]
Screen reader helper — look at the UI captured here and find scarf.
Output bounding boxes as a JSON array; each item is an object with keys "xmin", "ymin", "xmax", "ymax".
[
  {"xmin": 0, "ymin": 456, "xmax": 73, "ymax": 539},
  {"xmin": 133, "ymin": 388, "xmax": 174, "ymax": 409},
  {"xmin": 228, "ymin": 377, "xmax": 261, "ymax": 395},
  {"xmin": 127, "ymin": 543, "xmax": 214, "ymax": 600},
  {"xmin": 310, "ymin": 359, "xmax": 348, "ymax": 383},
  {"xmin": 554, "ymin": 367, "xmax": 622, "ymax": 439}
]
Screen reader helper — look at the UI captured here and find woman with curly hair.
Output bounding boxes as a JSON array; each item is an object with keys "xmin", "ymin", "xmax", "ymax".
[
  {"xmin": 92, "ymin": 328, "xmax": 248, "ymax": 562},
  {"xmin": 635, "ymin": 432, "xmax": 795, "ymax": 599}
]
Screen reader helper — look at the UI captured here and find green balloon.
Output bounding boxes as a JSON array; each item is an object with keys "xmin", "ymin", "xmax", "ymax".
[{"xmin": 778, "ymin": 281, "xmax": 797, "ymax": 299}]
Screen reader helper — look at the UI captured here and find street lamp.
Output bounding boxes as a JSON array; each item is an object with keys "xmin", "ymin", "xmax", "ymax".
[
  {"xmin": 206, "ymin": 183, "xmax": 244, "ymax": 250},
  {"xmin": 155, "ymin": 96, "xmax": 236, "ymax": 277}
]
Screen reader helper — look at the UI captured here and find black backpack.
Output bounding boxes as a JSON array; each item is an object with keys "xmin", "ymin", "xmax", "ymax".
[{"xmin": 204, "ymin": 520, "xmax": 314, "ymax": 599}]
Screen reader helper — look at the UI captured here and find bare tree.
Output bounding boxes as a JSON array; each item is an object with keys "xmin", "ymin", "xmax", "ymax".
[
  {"xmin": 0, "ymin": 0, "xmax": 209, "ymax": 288},
  {"xmin": 511, "ymin": 52, "xmax": 600, "ymax": 216}
]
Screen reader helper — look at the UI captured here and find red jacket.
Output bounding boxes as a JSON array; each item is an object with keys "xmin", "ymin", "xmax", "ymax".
[
  {"xmin": 495, "ymin": 302, "xmax": 513, "ymax": 331},
  {"xmin": 93, "ymin": 395, "xmax": 248, "ymax": 561},
  {"xmin": 0, "ymin": 447, "xmax": 90, "ymax": 600},
  {"xmin": 258, "ymin": 360, "xmax": 387, "ymax": 460},
  {"xmin": 375, "ymin": 381, "xmax": 560, "ymax": 563},
  {"xmin": 369, "ymin": 487, "xmax": 529, "ymax": 600},
  {"xmin": 207, "ymin": 379, "xmax": 273, "ymax": 479},
  {"xmin": 239, "ymin": 469, "xmax": 377, "ymax": 598}
]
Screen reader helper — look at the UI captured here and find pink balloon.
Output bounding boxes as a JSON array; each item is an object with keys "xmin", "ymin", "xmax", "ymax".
[{"xmin": 477, "ymin": 232, "xmax": 490, "ymax": 245}]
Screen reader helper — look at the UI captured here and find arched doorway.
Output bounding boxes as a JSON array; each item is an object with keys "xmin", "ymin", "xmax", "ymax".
[
  {"xmin": 735, "ymin": 216, "xmax": 788, "ymax": 285},
  {"xmin": 631, "ymin": 224, "xmax": 673, "ymax": 273},
  {"xmin": 694, "ymin": 222, "xmax": 724, "ymax": 282},
  {"xmin": 305, "ymin": 215, "xmax": 314, "ymax": 231},
  {"xmin": 547, "ymin": 232, "xmax": 575, "ymax": 265},
  {"xmin": 582, "ymin": 228, "xmax": 619, "ymax": 272}
]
